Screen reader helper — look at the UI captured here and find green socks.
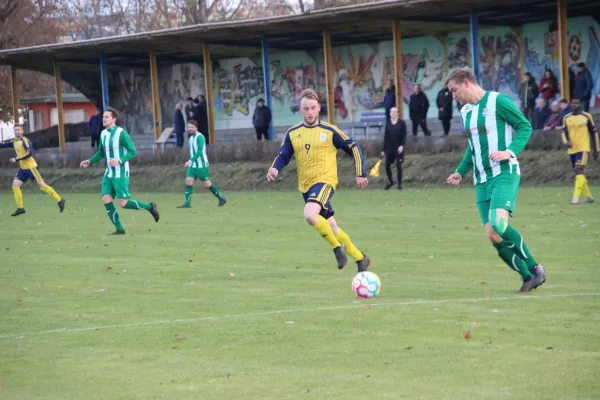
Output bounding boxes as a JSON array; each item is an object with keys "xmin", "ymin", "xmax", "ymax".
[
  {"xmin": 123, "ymin": 200, "xmax": 151, "ymax": 210},
  {"xmin": 185, "ymin": 185, "xmax": 193, "ymax": 206},
  {"xmin": 500, "ymin": 225, "xmax": 538, "ymax": 269},
  {"xmin": 493, "ymin": 241, "xmax": 531, "ymax": 279},
  {"xmin": 104, "ymin": 203, "xmax": 124, "ymax": 232},
  {"xmin": 209, "ymin": 184, "xmax": 225, "ymax": 201}
]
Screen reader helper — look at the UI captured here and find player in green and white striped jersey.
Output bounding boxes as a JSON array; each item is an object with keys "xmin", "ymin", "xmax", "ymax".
[
  {"xmin": 80, "ymin": 108, "xmax": 159, "ymax": 235},
  {"xmin": 445, "ymin": 67, "xmax": 546, "ymax": 292},
  {"xmin": 176, "ymin": 119, "xmax": 226, "ymax": 208}
]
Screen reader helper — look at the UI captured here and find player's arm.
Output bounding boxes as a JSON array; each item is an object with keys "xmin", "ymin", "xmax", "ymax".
[
  {"xmin": 586, "ymin": 114, "xmax": 599, "ymax": 154},
  {"xmin": 331, "ymin": 128, "xmax": 366, "ymax": 178},
  {"xmin": 119, "ymin": 130, "xmax": 137, "ymax": 163},
  {"xmin": 189, "ymin": 134, "xmax": 205, "ymax": 161},
  {"xmin": 561, "ymin": 114, "xmax": 571, "ymax": 147},
  {"xmin": 15, "ymin": 138, "xmax": 33, "ymax": 161},
  {"xmin": 496, "ymin": 94, "xmax": 532, "ymax": 157},
  {"xmin": 271, "ymin": 131, "xmax": 294, "ymax": 172},
  {"xmin": 89, "ymin": 139, "xmax": 106, "ymax": 164},
  {"xmin": 0, "ymin": 139, "xmax": 14, "ymax": 148},
  {"xmin": 455, "ymin": 143, "xmax": 473, "ymax": 177}
]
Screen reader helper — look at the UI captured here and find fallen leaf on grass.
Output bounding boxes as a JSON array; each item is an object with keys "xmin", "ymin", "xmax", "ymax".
[
  {"xmin": 172, "ymin": 346, "xmax": 178, "ymax": 349},
  {"xmin": 471, "ymin": 322, "xmax": 477, "ymax": 327},
  {"xmin": 463, "ymin": 331, "xmax": 471, "ymax": 340},
  {"xmin": 176, "ymin": 337, "xmax": 186, "ymax": 341},
  {"xmin": 229, "ymin": 272, "xmax": 235, "ymax": 277},
  {"xmin": 480, "ymin": 281, "xmax": 487, "ymax": 284}
]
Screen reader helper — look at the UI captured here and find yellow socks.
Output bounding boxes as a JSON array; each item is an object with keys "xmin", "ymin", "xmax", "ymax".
[
  {"xmin": 313, "ymin": 216, "xmax": 341, "ymax": 248},
  {"xmin": 573, "ymin": 175, "xmax": 584, "ymax": 200},
  {"xmin": 40, "ymin": 185, "xmax": 62, "ymax": 202},
  {"xmin": 336, "ymin": 228, "xmax": 364, "ymax": 261},
  {"xmin": 12, "ymin": 187, "xmax": 24, "ymax": 208},
  {"xmin": 581, "ymin": 175, "xmax": 592, "ymax": 197}
]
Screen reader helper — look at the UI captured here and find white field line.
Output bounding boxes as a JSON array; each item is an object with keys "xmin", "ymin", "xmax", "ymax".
[{"xmin": 2, "ymin": 292, "xmax": 599, "ymax": 338}]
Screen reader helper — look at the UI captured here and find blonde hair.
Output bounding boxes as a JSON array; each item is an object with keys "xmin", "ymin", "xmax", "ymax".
[
  {"xmin": 445, "ymin": 67, "xmax": 477, "ymax": 86},
  {"xmin": 300, "ymin": 88, "xmax": 319, "ymax": 102}
]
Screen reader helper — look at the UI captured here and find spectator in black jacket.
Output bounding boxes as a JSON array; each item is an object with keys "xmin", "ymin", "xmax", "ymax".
[
  {"xmin": 173, "ymin": 103, "xmax": 185, "ymax": 148},
  {"xmin": 409, "ymin": 84, "xmax": 431, "ymax": 136},
  {"xmin": 383, "ymin": 79, "xmax": 396, "ymax": 121},
  {"xmin": 88, "ymin": 108, "xmax": 103, "ymax": 148},
  {"xmin": 574, "ymin": 62, "xmax": 594, "ymax": 112},
  {"xmin": 195, "ymin": 95, "xmax": 210, "ymax": 145},
  {"xmin": 252, "ymin": 98, "xmax": 272, "ymax": 140},
  {"xmin": 382, "ymin": 107, "xmax": 407, "ymax": 190},
  {"xmin": 436, "ymin": 83, "xmax": 453, "ymax": 136}
]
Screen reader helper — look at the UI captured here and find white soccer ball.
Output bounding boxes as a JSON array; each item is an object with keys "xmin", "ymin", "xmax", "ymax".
[{"xmin": 352, "ymin": 271, "xmax": 381, "ymax": 298}]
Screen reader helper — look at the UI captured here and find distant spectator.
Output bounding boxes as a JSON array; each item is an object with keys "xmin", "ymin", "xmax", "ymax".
[
  {"xmin": 436, "ymin": 83, "xmax": 453, "ymax": 136},
  {"xmin": 196, "ymin": 95, "xmax": 210, "ymax": 145},
  {"xmin": 88, "ymin": 107, "xmax": 102, "ymax": 148},
  {"xmin": 539, "ymin": 69, "xmax": 559, "ymax": 101},
  {"xmin": 532, "ymin": 98, "xmax": 550, "ymax": 130},
  {"xmin": 543, "ymin": 100, "xmax": 562, "ymax": 131},
  {"xmin": 519, "ymin": 72, "xmax": 539, "ymax": 123},
  {"xmin": 383, "ymin": 79, "xmax": 396, "ymax": 121},
  {"xmin": 252, "ymin": 98, "xmax": 272, "ymax": 141},
  {"xmin": 409, "ymin": 84, "xmax": 431, "ymax": 136},
  {"xmin": 558, "ymin": 98, "xmax": 572, "ymax": 125},
  {"xmin": 173, "ymin": 103, "xmax": 185, "ymax": 148},
  {"xmin": 382, "ymin": 107, "xmax": 407, "ymax": 190},
  {"xmin": 574, "ymin": 62, "xmax": 594, "ymax": 112},
  {"xmin": 184, "ymin": 97, "xmax": 195, "ymax": 121}
]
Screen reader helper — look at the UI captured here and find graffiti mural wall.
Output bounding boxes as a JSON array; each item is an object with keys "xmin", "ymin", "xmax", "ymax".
[
  {"xmin": 524, "ymin": 16, "xmax": 600, "ymax": 107},
  {"xmin": 108, "ymin": 17, "xmax": 600, "ymax": 137}
]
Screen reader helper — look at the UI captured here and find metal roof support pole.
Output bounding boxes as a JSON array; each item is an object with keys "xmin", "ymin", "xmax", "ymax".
[
  {"xmin": 469, "ymin": 10, "xmax": 481, "ymax": 84},
  {"xmin": 149, "ymin": 50, "xmax": 162, "ymax": 148},
  {"xmin": 261, "ymin": 37, "xmax": 274, "ymax": 141},
  {"xmin": 392, "ymin": 20, "xmax": 404, "ymax": 120},
  {"xmin": 100, "ymin": 55, "xmax": 110, "ymax": 111},
  {"xmin": 9, "ymin": 66, "xmax": 19, "ymax": 124},
  {"xmin": 322, "ymin": 29, "xmax": 335, "ymax": 125},
  {"xmin": 202, "ymin": 43, "xmax": 216, "ymax": 145},
  {"xmin": 53, "ymin": 61, "xmax": 66, "ymax": 152},
  {"xmin": 557, "ymin": 0, "xmax": 569, "ymax": 102}
]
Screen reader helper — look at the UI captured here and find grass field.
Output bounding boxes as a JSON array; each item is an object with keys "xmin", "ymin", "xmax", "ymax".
[{"xmin": 1, "ymin": 187, "xmax": 599, "ymax": 400}]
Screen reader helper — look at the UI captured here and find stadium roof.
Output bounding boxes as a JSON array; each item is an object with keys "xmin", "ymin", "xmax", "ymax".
[{"xmin": 0, "ymin": 0, "xmax": 596, "ymax": 73}]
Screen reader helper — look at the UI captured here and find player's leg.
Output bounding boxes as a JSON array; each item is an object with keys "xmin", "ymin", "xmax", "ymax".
[
  {"xmin": 33, "ymin": 169, "xmax": 65, "ymax": 212},
  {"xmin": 102, "ymin": 177, "xmax": 125, "ymax": 234},
  {"xmin": 384, "ymin": 153, "xmax": 394, "ymax": 189},
  {"xmin": 572, "ymin": 153, "xmax": 592, "ymax": 204},
  {"xmin": 476, "ymin": 184, "xmax": 530, "ymax": 280},
  {"xmin": 396, "ymin": 154, "xmax": 404, "ymax": 190},
  {"xmin": 199, "ymin": 167, "xmax": 226, "ymax": 206},
  {"xmin": 328, "ymin": 216, "xmax": 370, "ymax": 272},
  {"xmin": 11, "ymin": 174, "xmax": 25, "ymax": 216},
  {"xmin": 303, "ymin": 184, "xmax": 346, "ymax": 269},
  {"xmin": 178, "ymin": 168, "xmax": 196, "ymax": 208},
  {"xmin": 489, "ymin": 175, "xmax": 545, "ymax": 291},
  {"xmin": 116, "ymin": 178, "xmax": 159, "ymax": 222}
]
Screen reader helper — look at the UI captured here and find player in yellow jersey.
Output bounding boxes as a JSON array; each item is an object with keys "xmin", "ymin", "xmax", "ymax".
[
  {"xmin": 267, "ymin": 89, "xmax": 371, "ymax": 272},
  {"xmin": 0, "ymin": 124, "xmax": 65, "ymax": 217},
  {"xmin": 562, "ymin": 97, "xmax": 599, "ymax": 204}
]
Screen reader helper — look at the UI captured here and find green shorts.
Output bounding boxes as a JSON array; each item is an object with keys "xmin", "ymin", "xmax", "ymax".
[
  {"xmin": 186, "ymin": 167, "xmax": 210, "ymax": 182},
  {"xmin": 102, "ymin": 176, "xmax": 131, "ymax": 199},
  {"xmin": 476, "ymin": 174, "xmax": 520, "ymax": 225}
]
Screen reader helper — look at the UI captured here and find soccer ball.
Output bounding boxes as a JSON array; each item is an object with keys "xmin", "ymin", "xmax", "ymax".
[{"xmin": 352, "ymin": 271, "xmax": 381, "ymax": 298}]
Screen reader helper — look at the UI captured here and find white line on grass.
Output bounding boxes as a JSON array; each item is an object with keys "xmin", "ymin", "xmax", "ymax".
[{"xmin": 2, "ymin": 292, "xmax": 599, "ymax": 338}]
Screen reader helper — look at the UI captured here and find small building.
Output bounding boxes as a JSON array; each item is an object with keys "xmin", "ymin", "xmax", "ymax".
[{"xmin": 20, "ymin": 93, "xmax": 96, "ymax": 132}]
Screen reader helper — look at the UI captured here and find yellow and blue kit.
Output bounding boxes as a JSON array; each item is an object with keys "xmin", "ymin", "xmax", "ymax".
[{"xmin": 562, "ymin": 111, "xmax": 599, "ymax": 167}]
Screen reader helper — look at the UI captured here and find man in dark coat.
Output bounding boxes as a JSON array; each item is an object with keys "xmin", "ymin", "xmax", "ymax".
[
  {"xmin": 436, "ymin": 83, "xmax": 453, "ymax": 136},
  {"xmin": 382, "ymin": 107, "xmax": 407, "ymax": 190},
  {"xmin": 383, "ymin": 79, "xmax": 396, "ymax": 121},
  {"xmin": 409, "ymin": 84, "xmax": 431, "ymax": 136},
  {"xmin": 252, "ymin": 98, "xmax": 272, "ymax": 140},
  {"xmin": 88, "ymin": 108, "xmax": 103, "ymax": 148},
  {"xmin": 574, "ymin": 62, "xmax": 594, "ymax": 112},
  {"xmin": 196, "ymin": 95, "xmax": 210, "ymax": 145},
  {"xmin": 173, "ymin": 103, "xmax": 185, "ymax": 148}
]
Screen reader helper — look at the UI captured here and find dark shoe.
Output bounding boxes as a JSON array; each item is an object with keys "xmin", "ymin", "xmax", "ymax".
[
  {"xmin": 218, "ymin": 198, "xmax": 227, "ymax": 207},
  {"xmin": 11, "ymin": 208, "xmax": 25, "ymax": 217},
  {"xmin": 333, "ymin": 244, "xmax": 348, "ymax": 270},
  {"xmin": 519, "ymin": 276, "xmax": 536, "ymax": 292},
  {"xmin": 176, "ymin": 204, "xmax": 191, "ymax": 208},
  {"xmin": 108, "ymin": 230, "xmax": 126, "ymax": 236},
  {"xmin": 397, "ymin": 186, "xmax": 403, "ymax": 190},
  {"xmin": 384, "ymin": 182, "xmax": 394, "ymax": 190},
  {"xmin": 58, "ymin": 199, "xmax": 66, "ymax": 213},
  {"xmin": 530, "ymin": 264, "xmax": 546, "ymax": 289},
  {"xmin": 149, "ymin": 202, "xmax": 159, "ymax": 222},
  {"xmin": 357, "ymin": 253, "xmax": 371, "ymax": 272}
]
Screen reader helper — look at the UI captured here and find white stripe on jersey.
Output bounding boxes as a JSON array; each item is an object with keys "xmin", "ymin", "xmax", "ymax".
[
  {"xmin": 112, "ymin": 127, "xmax": 122, "ymax": 178},
  {"xmin": 468, "ymin": 104, "xmax": 487, "ymax": 184},
  {"xmin": 485, "ymin": 92, "xmax": 501, "ymax": 177}
]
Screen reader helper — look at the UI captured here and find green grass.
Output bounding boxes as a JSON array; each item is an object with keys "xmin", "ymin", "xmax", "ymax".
[{"xmin": 1, "ymin": 187, "xmax": 599, "ymax": 400}]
